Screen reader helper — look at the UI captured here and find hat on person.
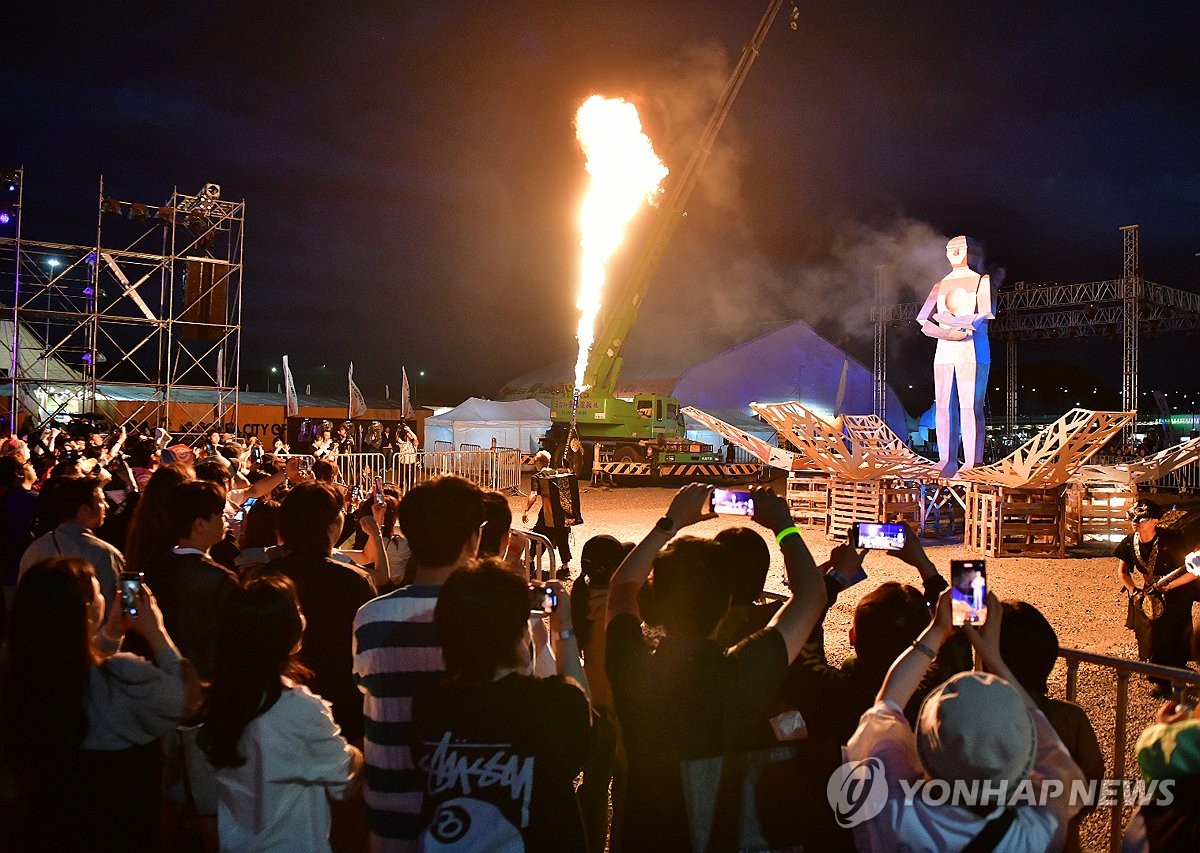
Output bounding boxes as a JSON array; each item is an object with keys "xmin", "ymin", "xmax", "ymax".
[
  {"xmin": 581, "ymin": 534, "xmax": 633, "ymax": 587},
  {"xmin": 916, "ymin": 671, "xmax": 1037, "ymax": 790},
  {"xmin": 1136, "ymin": 718, "xmax": 1200, "ymax": 781},
  {"xmin": 1129, "ymin": 499, "xmax": 1164, "ymax": 523},
  {"xmin": 160, "ymin": 444, "xmax": 196, "ymax": 466}
]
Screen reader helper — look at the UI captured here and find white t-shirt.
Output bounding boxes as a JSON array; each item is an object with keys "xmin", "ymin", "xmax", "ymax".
[{"xmin": 216, "ymin": 684, "xmax": 360, "ymax": 853}]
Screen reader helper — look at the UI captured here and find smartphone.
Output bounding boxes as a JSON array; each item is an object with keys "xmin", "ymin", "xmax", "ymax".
[
  {"xmin": 350, "ymin": 485, "xmax": 362, "ymax": 501},
  {"xmin": 529, "ymin": 583, "xmax": 558, "ymax": 615},
  {"xmin": 1174, "ymin": 685, "xmax": 1200, "ymax": 715},
  {"xmin": 250, "ymin": 445, "xmax": 263, "ymax": 462},
  {"xmin": 852, "ymin": 522, "xmax": 906, "ymax": 551},
  {"xmin": 234, "ymin": 496, "xmax": 258, "ymax": 523},
  {"xmin": 298, "ymin": 456, "xmax": 312, "ymax": 474},
  {"xmin": 373, "ymin": 476, "xmax": 385, "ymax": 506},
  {"xmin": 711, "ymin": 488, "xmax": 754, "ymax": 516},
  {"xmin": 120, "ymin": 571, "xmax": 144, "ymax": 618},
  {"xmin": 950, "ymin": 559, "xmax": 987, "ymax": 626}
]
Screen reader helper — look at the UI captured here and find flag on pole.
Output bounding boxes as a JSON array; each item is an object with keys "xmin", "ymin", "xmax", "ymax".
[
  {"xmin": 348, "ymin": 361, "xmax": 367, "ymax": 418},
  {"xmin": 833, "ymin": 355, "xmax": 850, "ymax": 417},
  {"xmin": 401, "ymin": 366, "xmax": 414, "ymax": 419},
  {"xmin": 282, "ymin": 355, "xmax": 300, "ymax": 417}
]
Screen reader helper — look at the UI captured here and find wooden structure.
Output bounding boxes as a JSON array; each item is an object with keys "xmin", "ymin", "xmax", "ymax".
[
  {"xmin": 1064, "ymin": 436, "xmax": 1200, "ymax": 546},
  {"xmin": 785, "ymin": 472, "xmax": 830, "ymax": 528},
  {"xmin": 828, "ymin": 478, "xmax": 923, "ymax": 540},
  {"xmin": 958, "ymin": 409, "xmax": 1134, "ymax": 556},
  {"xmin": 1064, "ymin": 481, "xmax": 1136, "ymax": 546},
  {"xmin": 967, "ymin": 484, "xmax": 1067, "ymax": 558}
]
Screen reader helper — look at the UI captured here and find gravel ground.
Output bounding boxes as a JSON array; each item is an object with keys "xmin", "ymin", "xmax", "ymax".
[{"xmin": 508, "ymin": 475, "xmax": 1200, "ymax": 853}]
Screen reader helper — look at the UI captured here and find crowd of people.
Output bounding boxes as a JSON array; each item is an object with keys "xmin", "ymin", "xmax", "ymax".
[{"xmin": 0, "ymin": 421, "xmax": 1196, "ymax": 852}]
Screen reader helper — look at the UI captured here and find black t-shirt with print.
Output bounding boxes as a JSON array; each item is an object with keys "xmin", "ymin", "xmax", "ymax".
[{"xmin": 412, "ymin": 673, "xmax": 592, "ymax": 852}]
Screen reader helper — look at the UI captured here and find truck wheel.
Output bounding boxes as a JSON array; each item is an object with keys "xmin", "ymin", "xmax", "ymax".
[{"xmin": 613, "ymin": 446, "xmax": 641, "ymax": 464}]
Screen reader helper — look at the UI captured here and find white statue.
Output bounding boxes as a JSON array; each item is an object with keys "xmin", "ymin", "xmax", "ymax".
[{"xmin": 916, "ymin": 235, "xmax": 994, "ymax": 477}]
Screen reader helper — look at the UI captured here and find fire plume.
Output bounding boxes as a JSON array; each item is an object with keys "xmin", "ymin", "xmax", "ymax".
[{"xmin": 572, "ymin": 95, "xmax": 668, "ymax": 392}]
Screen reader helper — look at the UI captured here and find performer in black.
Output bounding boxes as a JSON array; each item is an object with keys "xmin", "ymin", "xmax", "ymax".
[
  {"xmin": 1115, "ymin": 499, "xmax": 1198, "ymax": 696},
  {"xmin": 522, "ymin": 450, "xmax": 574, "ymax": 579}
]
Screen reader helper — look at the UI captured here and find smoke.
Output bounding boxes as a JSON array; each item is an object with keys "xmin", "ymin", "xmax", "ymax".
[{"xmin": 617, "ymin": 42, "xmax": 955, "ymax": 374}]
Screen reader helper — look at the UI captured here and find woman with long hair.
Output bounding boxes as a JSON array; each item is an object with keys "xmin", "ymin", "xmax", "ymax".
[
  {"xmin": 200, "ymin": 575, "xmax": 363, "ymax": 852},
  {"xmin": 123, "ymin": 461, "xmax": 194, "ymax": 575},
  {"xmin": 1, "ymin": 555, "xmax": 198, "ymax": 852}
]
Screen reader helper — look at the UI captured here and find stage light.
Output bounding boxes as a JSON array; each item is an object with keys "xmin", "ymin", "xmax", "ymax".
[
  {"xmin": 101, "ymin": 196, "xmax": 123, "ymax": 216},
  {"xmin": 0, "ymin": 213, "xmax": 8, "ymax": 225}
]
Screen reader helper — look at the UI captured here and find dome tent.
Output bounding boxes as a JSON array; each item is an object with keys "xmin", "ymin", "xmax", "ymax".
[
  {"xmin": 423, "ymin": 397, "xmax": 550, "ymax": 453},
  {"xmin": 671, "ymin": 321, "xmax": 911, "ymax": 439}
]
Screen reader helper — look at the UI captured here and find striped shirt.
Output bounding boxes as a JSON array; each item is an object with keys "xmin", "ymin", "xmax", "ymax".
[{"xmin": 353, "ymin": 585, "xmax": 445, "ymax": 852}]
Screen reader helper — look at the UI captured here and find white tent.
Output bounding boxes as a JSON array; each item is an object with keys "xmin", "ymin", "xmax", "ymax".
[{"xmin": 423, "ymin": 397, "xmax": 551, "ymax": 453}]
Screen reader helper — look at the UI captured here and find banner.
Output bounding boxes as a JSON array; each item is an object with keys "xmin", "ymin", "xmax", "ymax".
[
  {"xmin": 348, "ymin": 361, "xmax": 367, "ymax": 418},
  {"xmin": 401, "ymin": 366, "xmax": 414, "ymax": 419},
  {"xmin": 282, "ymin": 355, "xmax": 300, "ymax": 417}
]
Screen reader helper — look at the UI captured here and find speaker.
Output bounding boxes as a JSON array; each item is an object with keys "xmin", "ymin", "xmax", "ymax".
[{"xmin": 182, "ymin": 260, "xmax": 230, "ymax": 341}]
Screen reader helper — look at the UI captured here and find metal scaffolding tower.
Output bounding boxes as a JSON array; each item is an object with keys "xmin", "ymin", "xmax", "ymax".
[
  {"xmin": 871, "ymin": 226, "xmax": 1200, "ymax": 435},
  {"xmin": 0, "ymin": 174, "xmax": 243, "ymax": 438},
  {"xmin": 872, "ymin": 265, "xmax": 887, "ymax": 422},
  {"xmin": 1121, "ymin": 224, "xmax": 1140, "ymax": 443}
]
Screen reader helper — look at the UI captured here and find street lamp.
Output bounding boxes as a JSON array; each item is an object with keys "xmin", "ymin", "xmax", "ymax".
[{"xmin": 268, "ymin": 365, "xmax": 278, "ymax": 393}]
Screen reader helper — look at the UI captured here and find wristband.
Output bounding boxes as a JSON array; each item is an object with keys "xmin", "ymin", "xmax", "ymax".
[
  {"xmin": 555, "ymin": 628, "xmax": 575, "ymax": 642},
  {"xmin": 775, "ymin": 526, "xmax": 801, "ymax": 546},
  {"xmin": 911, "ymin": 639, "xmax": 937, "ymax": 660}
]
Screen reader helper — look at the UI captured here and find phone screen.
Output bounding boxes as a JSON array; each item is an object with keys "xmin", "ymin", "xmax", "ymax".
[
  {"xmin": 373, "ymin": 476, "xmax": 385, "ymax": 506},
  {"xmin": 853, "ymin": 522, "xmax": 906, "ymax": 550},
  {"xmin": 529, "ymin": 583, "xmax": 557, "ymax": 614},
  {"xmin": 711, "ymin": 488, "xmax": 754, "ymax": 516},
  {"xmin": 120, "ymin": 572, "xmax": 144, "ymax": 618},
  {"xmin": 950, "ymin": 559, "xmax": 987, "ymax": 626}
]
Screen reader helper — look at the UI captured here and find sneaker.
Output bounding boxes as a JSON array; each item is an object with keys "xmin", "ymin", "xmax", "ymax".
[{"xmin": 556, "ymin": 565, "xmax": 572, "ymax": 581}]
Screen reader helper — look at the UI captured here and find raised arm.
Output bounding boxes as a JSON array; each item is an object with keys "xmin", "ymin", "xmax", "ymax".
[
  {"xmin": 607, "ymin": 483, "xmax": 713, "ymax": 624},
  {"xmin": 754, "ymin": 486, "xmax": 826, "ymax": 662}
]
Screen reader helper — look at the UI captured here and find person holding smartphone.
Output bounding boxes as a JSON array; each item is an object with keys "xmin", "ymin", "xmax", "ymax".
[
  {"xmin": 845, "ymin": 590, "xmax": 1086, "ymax": 852},
  {"xmin": 2, "ymin": 556, "xmax": 201, "ymax": 851}
]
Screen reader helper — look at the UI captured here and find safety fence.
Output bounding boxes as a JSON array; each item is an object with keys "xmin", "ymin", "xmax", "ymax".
[
  {"xmin": 1145, "ymin": 457, "xmax": 1200, "ymax": 493},
  {"xmin": 1058, "ymin": 648, "xmax": 1200, "ymax": 852},
  {"xmin": 273, "ymin": 449, "xmax": 524, "ymax": 495}
]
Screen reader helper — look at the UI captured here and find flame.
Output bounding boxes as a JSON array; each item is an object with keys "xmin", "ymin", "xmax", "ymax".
[{"xmin": 572, "ymin": 95, "xmax": 668, "ymax": 392}]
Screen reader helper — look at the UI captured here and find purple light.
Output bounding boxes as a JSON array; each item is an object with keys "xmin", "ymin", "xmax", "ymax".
[
  {"xmin": 0, "ymin": 213, "xmax": 9, "ymax": 225},
  {"xmin": 82, "ymin": 353, "xmax": 93, "ymax": 365},
  {"xmin": 83, "ymin": 287, "xmax": 94, "ymax": 296}
]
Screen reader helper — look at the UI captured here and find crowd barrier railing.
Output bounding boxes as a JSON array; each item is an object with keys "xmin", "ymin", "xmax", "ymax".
[
  {"xmin": 387, "ymin": 447, "xmax": 522, "ymax": 493},
  {"xmin": 1057, "ymin": 647, "xmax": 1200, "ymax": 852},
  {"xmin": 519, "ymin": 529, "xmax": 557, "ymax": 581},
  {"xmin": 337, "ymin": 453, "xmax": 388, "ymax": 491}
]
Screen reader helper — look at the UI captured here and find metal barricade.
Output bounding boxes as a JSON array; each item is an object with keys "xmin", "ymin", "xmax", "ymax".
[
  {"xmin": 336, "ymin": 453, "xmax": 387, "ymax": 490},
  {"xmin": 518, "ymin": 529, "xmax": 557, "ymax": 581},
  {"xmin": 1057, "ymin": 647, "xmax": 1200, "ymax": 852},
  {"xmin": 389, "ymin": 448, "xmax": 523, "ymax": 494}
]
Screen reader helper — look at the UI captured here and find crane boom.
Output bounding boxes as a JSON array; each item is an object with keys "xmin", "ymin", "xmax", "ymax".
[{"xmin": 581, "ymin": 0, "xmax": 787, "ymax": 395}]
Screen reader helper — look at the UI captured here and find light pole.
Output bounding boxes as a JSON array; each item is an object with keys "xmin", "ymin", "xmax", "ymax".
[{"xmin": 268, "ymin": 365, "xmax": 277, "ymax": 393}]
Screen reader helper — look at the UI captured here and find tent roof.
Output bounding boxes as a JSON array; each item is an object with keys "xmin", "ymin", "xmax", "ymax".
[{"xmin": 426, "ymin": 397, "xmax": 550, "ymax": 426}]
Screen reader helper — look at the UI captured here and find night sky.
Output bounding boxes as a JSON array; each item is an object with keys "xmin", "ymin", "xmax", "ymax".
[{"xmin": 6, "ymin": 1, "xmax": 1199, "ymax": 412}]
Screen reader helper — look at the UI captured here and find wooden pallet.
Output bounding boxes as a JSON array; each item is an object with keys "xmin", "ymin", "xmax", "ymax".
[
  {"xmin": 967, "ymin": 484, "xmax": 1066, "ymax": 557},
  {"xmin": 1064, "ymin": 482, "xmax": 1136, "ymax": 546},
  {"xmin": 786, "ymin": 472, "xmax": 830, "ymax": 528},
  {"xmin": 828, "ymin": 478, "xmax": 923, "ymax": 540}
]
